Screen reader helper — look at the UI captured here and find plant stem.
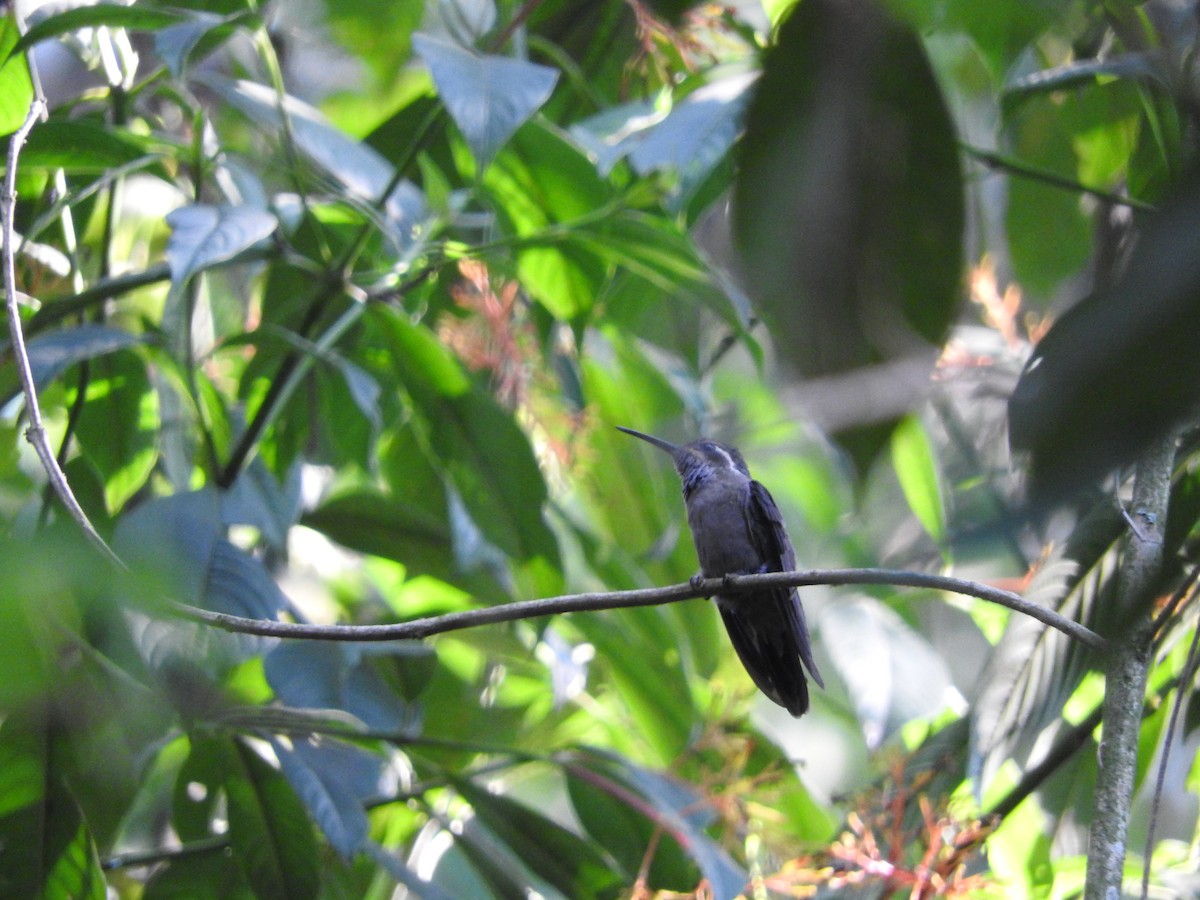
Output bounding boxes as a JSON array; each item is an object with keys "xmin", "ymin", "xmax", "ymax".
[{"xmin": 1083, "ymin": 433, "xmax": 1176, "ymax": 900}]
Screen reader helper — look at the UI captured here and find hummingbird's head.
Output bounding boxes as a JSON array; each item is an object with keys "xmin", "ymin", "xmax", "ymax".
[{"xmin": 616, "ymin": 427, "xmax": 750, "ymax": 497}]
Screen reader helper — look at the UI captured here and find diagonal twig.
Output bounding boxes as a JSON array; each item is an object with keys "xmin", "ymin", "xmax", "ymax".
[{"xmin": 2, "ymin": 99, "xmax": 124, "ymax": 569}]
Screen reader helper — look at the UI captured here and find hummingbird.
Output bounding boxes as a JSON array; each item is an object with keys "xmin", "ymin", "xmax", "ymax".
[{"xmin": 617, "ymin": 426, "xmax": 824, "ymax": 717}]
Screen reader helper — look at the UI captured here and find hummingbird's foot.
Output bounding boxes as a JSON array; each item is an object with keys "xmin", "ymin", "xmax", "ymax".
[{"xmin": 689, "ymin": 573, "xmax": 709, "ymax": 594}]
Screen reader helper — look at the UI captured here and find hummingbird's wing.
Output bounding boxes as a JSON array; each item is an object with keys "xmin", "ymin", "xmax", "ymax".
[{"xmin": 746, "ymin": 481, "xmax": 824, "ymax": 689}]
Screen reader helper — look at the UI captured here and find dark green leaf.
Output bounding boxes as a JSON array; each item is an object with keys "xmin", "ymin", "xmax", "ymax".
[
  {"xmin": 165, "ymin": 204, "xmax": 278, "ymax": 285},
  {"xmin": 1009, "ymin": 174, "xmax": 1200, "ymax": 502},
  {"xmin": 451, "ymin": 776, "xmax": 621, "ymax": 897},
  {"xmin": 223, "ymin": 737, "xmax": 320, "ymax": 900},
  {"xmin": 0, "ymin": 712, "xmax": 106, "ymax": 900},
  {"xmin": 413, "ymin": 33, "xmax": 558, "ymax": 170},
  {"xmin": 114, "ymin": 489, "xmax": 287, "ymax": 619},
  {"xmin": 570, "ymin": 751, "xmax": 748, "ymax": 900},
  {"xmin": 302, "ymin": 488, "xmax": 457, "ymax": 577},
  {"xmin": 11, "ymin": 120, "xmax": 156, "ymax": 172},
  {"xmin": 143, "ymin": 851, "xmax": 254, "ymax": 900},
  {"xmin": 734, "ymin": 0, "xmax": 963, "ymax": 378}
]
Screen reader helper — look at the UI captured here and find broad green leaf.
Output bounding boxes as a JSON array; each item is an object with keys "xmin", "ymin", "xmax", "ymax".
[
  {"xmin": 222, "ymin": 737, "xmax": 320, "ymax": 900},
  {"xmin": 303, "ymin": 489, "xmax": 458, "ymax": 578},
  {"xmin": 114, "ymin": 489, "xmax": 287, "ymax": 619},
  {"xmin": 165, "ymin": 204, "xmax": 278, "ymax": 285},
  {"xmin": 264, "ymin": 641, "xmax": 424, "ymax": 733},
  {"xmin": 71, "ymin": 349, "xmax": 159, "ymax": 512},
  {"xmin": 1002, "ymin": 83, "xmax": 1136, "ymax": 296},
  {"xmin": 271, "ymin": 737, "xmax": 383, "ymax": 860},
  {"xmin": 0, "ymin": 713, "xmax": 105, "ymax": 900},
  {"xmin": 451, "ymin": 775, "xmax": 621, "ymax": 897},
  {"xmin": 11, "ymin": 4, "xmax": 185, "ymax": 58},
  {"xmin": 201, "ymin": 75, "xmax": 428, "ymax": 236},
  {"xmin": 627, "ymin": 71, "xmax": 754, "ymax": 183},
  {"xmin": 0, "ymin": 324, "xmax": 141, "ymax": 403},
  {"xmin": 890, "ymin": 414, "xmax": 945, "ymax": 542},
  {"xmin": 0, "ymin": 15, "xmax": 34, "ymax": 135},
  {"xmin": 372, "ymin": 307, "xmax": 560, "ymax": 568},
  {"xmin": 155, "ymin": 10, "xmax": 254, "ymax": 77},
  {"xmin": 413, "ymin": 33, "xmax": 558, "ymax": 170},
  {"xmin": 143, "ymin": 852, "xmax": 255, "ymax": 900},
  {"xmin": 1009, "ymin": 174, "xmax": 1200, "ymax": 502},
  {"xmin": 222, "ymin": 459, "xmax": 302, "ymax": 551},
  {"xmin": 11, "ymin": 119, "xmax": 156, "ymax": 172},
  {"xmin": 565, "ymin": 764, "xmax": 694, "ymax": 887},
  {"xmin": 734, "ymin": 0, "xmax": 963, "ymax": 378},
  {"xmin": 569, "ymin": 750, "xmax": 749, "ymax": 900},
  {"xmin": 481, "ymin": 122, "xmax": 611, "ymax": 320}
]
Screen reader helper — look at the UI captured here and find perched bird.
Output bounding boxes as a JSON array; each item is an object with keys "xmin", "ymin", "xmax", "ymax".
[{"xmin": 617, "ymin": 426, "xmax": 823, "ymax": 717}]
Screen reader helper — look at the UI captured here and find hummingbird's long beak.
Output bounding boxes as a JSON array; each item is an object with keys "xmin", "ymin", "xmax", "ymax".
[{"xmin": 616, "ymin": 426, "xmax": 682, "ymax": 458}]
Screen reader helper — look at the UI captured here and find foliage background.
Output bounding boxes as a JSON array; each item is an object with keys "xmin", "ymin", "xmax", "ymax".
[{"xmin": 2, "ymin": 0, "xmax": 1200, "ymax": 897}]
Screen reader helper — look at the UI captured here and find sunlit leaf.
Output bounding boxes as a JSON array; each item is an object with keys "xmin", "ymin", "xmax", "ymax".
[
  {"xmin": 413, "ymin": 33, "xmax": 558, "ymax": 170},
  {"xmin": 165, "ymin": 204, "xmax": 278, "ymax": 285},
  {"xmin": 890, "ymin": 414, "xmax": 945, "ymax": 542},
  {"xmin": 0, "ymin": 16, "xmax": 34, "ymax": 135}
]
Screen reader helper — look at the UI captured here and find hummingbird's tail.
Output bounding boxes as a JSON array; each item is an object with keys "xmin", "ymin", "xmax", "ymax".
[{"xmin": 718, "ymin": 589, "xmax": 823, "ymax": 717}]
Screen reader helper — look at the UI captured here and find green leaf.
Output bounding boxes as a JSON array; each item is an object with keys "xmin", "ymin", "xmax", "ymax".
[
  {"xmin": 303, "ymin": 489, "xmax": 457, "ymax": 576},
  {"xmin": 0, "ymin": 324, "xmax": 142, "ymax": 402},
  {"xmin": 264, "ymin": 641, "xmax": 424, "ymax": 733},
  {"xmin": 890, "ymin": 414, "xmax": 945, "ymax": 542},
  {"xmin": 413, "ymin": 33, "xmax": 558, "ymax": 170},
  {"xmin": 144, "ymin": 852, "xmax": 254, "ymax": 900},
  {"xmin": 451, "ymin": 776, "xmax": 621, "ymax": 897},
  {"xmin": 165, "ymin": 204, "xmax": 278, "ymax": 285},
  {"xmin": 481, "ymin": 122, "xmax": 611, "ymax": 320},
  {"xmin": 0, "ymin": 713, "xmax": 106, "ymax": 900},
  {"xmin": 11, "ymin": 4, "xmax": 185, "ymax": 58},
  {"xmin": 223, "ymin": 737, "xmax": 320, "ymax": 900},
  {"xmin": 11, "ymin": 120, "xmax": 156, "ymax": 172},
  {"xmin": 569, "ymin": 751, "xmax": 748, "ymax": 900},
  {"xmin": 271, "ymin": 737, "xmax": 382, "ymax": 860},
  {"xmin": 1009, "ymin": 174, "xmax": 1200, "ymax": 502},
  {"xmin": 155, "ymin": 10, "xmax": 254, "ymax": 77},
  {"xmin": 71, "ymin": 349, "xmax": 159, "ymax": 512},
  {"xmin": 734, "ymin": 0, "xmax": 964, "ymax": 378},
  {"xmin": 372, "ymin": 307, "xmax": 560, "ymax": 568},
  {"xmin": 114, "ymin": 489, "xmax": 288, "ymax": 619},
  {"xmin": 201, "ymin": 75, "xmax": 428, "ymax": 234},
  {"xmin": 0, "ymin": 15, "xmax": 34, "ymax": 136}
]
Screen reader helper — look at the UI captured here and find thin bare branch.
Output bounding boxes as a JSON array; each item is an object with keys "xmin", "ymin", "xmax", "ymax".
[
  {"xmin": 173, "ymin": 567, "xmax": 1107, "ymax": 649},
  {"xmin": 2, "ymin": 99, "xmax": 125, "ymax": 569}
]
